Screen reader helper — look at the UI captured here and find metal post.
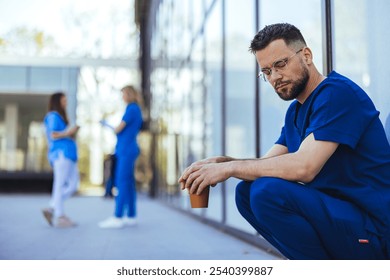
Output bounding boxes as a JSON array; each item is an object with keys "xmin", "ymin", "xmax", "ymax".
[
  {"xmin": 322, "ymin": 0, "xmax": 333, "ymax": 75},
  {"xmin": 255, "ymin": 0, "xmax": 261, "ymax": 158},
  {"xmin": 221, "ymin": 0, "xmax": 227, "ymax": 225}
]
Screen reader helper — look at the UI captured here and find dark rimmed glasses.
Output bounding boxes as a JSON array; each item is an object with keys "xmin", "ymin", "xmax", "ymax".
[{"xmin": 258, "ymin": 48, "xmax": 303, "ymax": 81}]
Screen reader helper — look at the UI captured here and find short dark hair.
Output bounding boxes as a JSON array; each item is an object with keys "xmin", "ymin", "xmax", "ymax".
[{"xmin": 249, "ymin": 23, "xmax": 307, "ymax": 54}]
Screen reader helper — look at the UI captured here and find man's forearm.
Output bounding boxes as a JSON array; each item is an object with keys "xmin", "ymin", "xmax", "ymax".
[
  {"xmin": 227, "ymin": 152, "xmax": 313, "ymax": 183},
  {"xmin": 227, "ymin": 134, "xmax": 338, "ymax": 183}
]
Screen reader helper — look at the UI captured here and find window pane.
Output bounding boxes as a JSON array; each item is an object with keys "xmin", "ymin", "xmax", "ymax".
[
  {"xmin": 333, "ymin": 0, "xmax": 390, "ymax": 128},
  {"xmin": 259, "ymin": 0, "xmax": 323, "ymax": 154},
  {"xmin": 203, "ymin": 0, "xmax": 224, "ymax": 222},
  {"xmin": 225, "ymin": 0, "xmax": 257, "ymax": 233}
]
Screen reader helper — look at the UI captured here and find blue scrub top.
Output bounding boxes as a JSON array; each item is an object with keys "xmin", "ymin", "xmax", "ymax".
[
  {"xmin": 115, "ymin": 103, "xmax": 143, "ymax": 156},
  {"xmin": 44, "ymin": 111, "xmax": 78, "ymax": 165},
  {"xmin": 276, "ymin": 71, "xmax": 390, "ymax": 237}
]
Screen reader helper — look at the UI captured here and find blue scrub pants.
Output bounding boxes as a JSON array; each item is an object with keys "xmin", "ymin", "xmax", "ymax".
[
  {"xmin": 114, "ymin": 151, "xmax": 138, "ymax": 218},
  {"xmin": 235, "ymin": 177, "xmax": 387, "ymax": 259}
]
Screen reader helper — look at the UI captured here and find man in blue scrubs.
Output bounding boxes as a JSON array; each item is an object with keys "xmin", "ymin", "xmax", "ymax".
[{"xmin": 179, "ymin": 23, "xmax": 390, "ymax": 259}]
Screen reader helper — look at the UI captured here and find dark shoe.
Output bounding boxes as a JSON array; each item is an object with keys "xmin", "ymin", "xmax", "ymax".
[{"xmin": 103, "ymin": 193, "xmax": 114, "ymax": 199}]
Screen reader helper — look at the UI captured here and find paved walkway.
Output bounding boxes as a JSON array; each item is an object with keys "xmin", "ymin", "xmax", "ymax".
[{"xmin": 0, "ymin": 193, "xmax": 281, "ymax": 260}]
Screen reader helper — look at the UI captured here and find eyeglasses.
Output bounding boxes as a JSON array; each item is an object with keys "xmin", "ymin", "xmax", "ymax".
[{"xmin": 258, "ymin": 48, "xmax": 303, "ymax": 81}]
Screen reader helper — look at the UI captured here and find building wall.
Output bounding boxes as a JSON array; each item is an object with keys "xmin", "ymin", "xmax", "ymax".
[
  {"xmin": 0, "ymin": 65, "xmax": 79, "ymax": 172},
  {"xmin": 148, "ymin": 0, "xmax": 390, "ymax": 251}
]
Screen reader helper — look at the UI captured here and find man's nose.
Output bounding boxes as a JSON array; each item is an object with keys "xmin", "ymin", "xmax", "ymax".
[{"xmin": 268, "ymin": 69, "xmax": 282, "ymax": 85}]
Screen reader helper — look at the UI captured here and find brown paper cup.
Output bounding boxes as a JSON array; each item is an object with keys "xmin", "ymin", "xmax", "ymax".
[{"xmin": 190, "ymin": 186, "xmax": 210, "ymax": 208}]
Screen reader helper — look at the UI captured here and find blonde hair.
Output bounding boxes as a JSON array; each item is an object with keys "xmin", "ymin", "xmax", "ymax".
[{"xmin": 121, "ymin": 85, "xmax": 144, "ymax": 107}]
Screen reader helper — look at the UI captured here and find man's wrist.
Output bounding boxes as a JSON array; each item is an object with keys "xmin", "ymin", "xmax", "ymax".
[
  {"xmin": 217, "ymin": 156, "xmax": 233, "ymax": 163},
  {"xmin": 224, "ymin": 161, "xmax": 235, "ymax": 178}
]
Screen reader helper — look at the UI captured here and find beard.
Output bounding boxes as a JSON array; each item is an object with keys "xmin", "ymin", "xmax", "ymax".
[{"xmin": 275, "ymin": 66, "xmax": 309, "ymax": 101}]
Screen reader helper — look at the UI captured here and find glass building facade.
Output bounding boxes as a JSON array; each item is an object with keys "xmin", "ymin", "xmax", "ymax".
[
  {"xmin": 146, "ymin": 0, "xmax": 390, "ymax": 253},
  {"xmin": 1, "ymin": 0, "xmax": 390, "ymax": 255},
  {"xmin": 0, "ymin": 0, "xmax": 139, "ymax": 191}
]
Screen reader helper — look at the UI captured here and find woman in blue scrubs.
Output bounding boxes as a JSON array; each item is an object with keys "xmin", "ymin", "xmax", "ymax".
[
  {"xmin": 179, "ymin": 23, "xmax": 390, "ymax": 259},
  {"xmin": 43, "ymin": 92, "xmax": 80, "ymax": 228},
  {"xmin": 99, "ymin": 85, "xmax": 143, "ymax": 229}
]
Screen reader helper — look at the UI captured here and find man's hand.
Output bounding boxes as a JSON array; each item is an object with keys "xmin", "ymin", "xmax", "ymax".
[
  {"xmin": 190, "ymin": 156, "xmax": 233, "ymax": 166},
  {"xmin": 179, "ymin": 161, "xmax": 232, "ymax": 195},
  {"xmin": 178, "ymin": 156, "xmax": 233, "ymax": 191}
]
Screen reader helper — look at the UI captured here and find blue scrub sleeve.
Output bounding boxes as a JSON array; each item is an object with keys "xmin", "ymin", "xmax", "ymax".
[
  {"xmin": 275, "ymin": 126, "xmax": 287, "ymax": 146},
  {"xmin": 45, "ymin": 113, "xmax": 63, "ymax": 134},
  {"xmin": 122, "ymin": 104, "xmax": 137, "ymax": 124},
  {"xmin": 305, "ymin": 83, "xmax": 378, "ymax": 149}
]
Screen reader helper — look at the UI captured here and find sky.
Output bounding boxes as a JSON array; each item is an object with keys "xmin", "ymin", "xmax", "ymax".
[
  {"xmin": 1, "ymin": 0, "xmax": 74, "ymax": 35},
  {"xmin": 0, "ymin": 0, "xmax": 136, "ymax": 58}
]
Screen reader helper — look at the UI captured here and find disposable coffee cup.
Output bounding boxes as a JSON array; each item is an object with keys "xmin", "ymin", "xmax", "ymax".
[{"xmin": 190, "ymin": 186, "xmax": 210, "ymax": 208}]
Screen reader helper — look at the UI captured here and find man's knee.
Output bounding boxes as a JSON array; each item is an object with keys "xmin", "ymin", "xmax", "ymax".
[
  {"xmin": 252, "ymin": 176, "xmax": 290, "ymax": 193},
  {"xmin": 249, "ymin": 177, "xmax": 292, "ymax": 217},
  {"xmin": 235, "ymin": 180, "xmax": 251, "ymax": 206}
]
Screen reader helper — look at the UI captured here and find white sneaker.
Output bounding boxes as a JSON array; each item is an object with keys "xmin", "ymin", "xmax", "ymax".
[
  {"xmin": 123, "ymin": 217, "xmax": 137, "ymax": 226},
  {"xmin": 98, "ymin": 216, "xmax": 124, "ymax": 229}
]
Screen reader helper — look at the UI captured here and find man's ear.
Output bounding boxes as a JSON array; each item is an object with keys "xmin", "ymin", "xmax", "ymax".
[{"xmin": 302, "ymin": 47, "xmax": 313, "ymax": 64}]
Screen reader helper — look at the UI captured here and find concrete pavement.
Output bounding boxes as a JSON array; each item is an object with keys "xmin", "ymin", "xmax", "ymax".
[{"xmin": 0, "ymin": 193, "xmax": 281, "ymax": 260}]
